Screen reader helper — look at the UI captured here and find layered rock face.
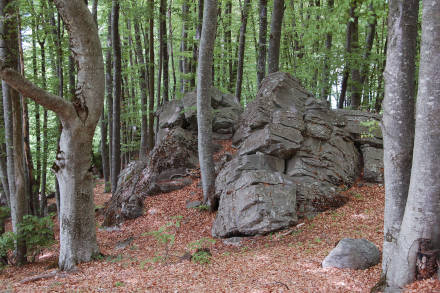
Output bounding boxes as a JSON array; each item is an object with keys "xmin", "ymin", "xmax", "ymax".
[
  {"xmin": 103, "ymin": 88, "xmax": 242, "ymax": 226},
  {"xmin": 212, "ymin": 72, "xmax": 382, "ymax": 238}
]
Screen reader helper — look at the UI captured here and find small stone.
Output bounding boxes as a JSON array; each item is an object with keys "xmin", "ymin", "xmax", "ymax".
[
  {"xmin": 322, "ymin": 238, "xmax": 381, "ymax": 270},
  {"xmin": 222, "ymin": 237, "xmax": 243, "ymax": 246},
  {"xmin": 186, "ymin": 201, "xmax": 202, "ymax": 209},
  {"xmin": 115, "ymin": 237, "xmax": 134, "ymax": 250}
]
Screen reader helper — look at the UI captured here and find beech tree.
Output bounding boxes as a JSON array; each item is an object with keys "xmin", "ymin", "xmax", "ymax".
[
  {"xmin": 197, "ymin": 0, "xmax": 217, "ymax": 209},
  {"xmin": 0, "ymin": 0, "xmax": 104, "ymax": 270},
  {"xmin": 382, "ymin": 0, "xmax": 440, "ymax": 290},
  {"xmin": 381, "ymin": 0, "xmax": 418, "ymax": 277}
]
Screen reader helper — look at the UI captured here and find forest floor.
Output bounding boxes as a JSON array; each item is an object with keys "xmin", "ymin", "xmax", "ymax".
[{"xmin": 1, "ymin": 143, "xmax": 440, "ymax": 292}]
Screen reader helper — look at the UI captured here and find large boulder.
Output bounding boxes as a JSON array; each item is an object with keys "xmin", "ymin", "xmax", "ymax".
[
  {"xmin": 322, "ymin": 238, "xmax": 381, "ymax": 270},
  {"xmin": 103, "ymin": 127, "xmax": 198, "ymax": 226},
  {"xmin": 212, "ymin": 170, "xmax": 297, "ymax": 238},
  {"xmin": 104, "ymin": 87, "xmax": 241, "ymax": 226},
  {"xmin": 213, "ymin": 72, "xmax": 365, "ymax": 237}
]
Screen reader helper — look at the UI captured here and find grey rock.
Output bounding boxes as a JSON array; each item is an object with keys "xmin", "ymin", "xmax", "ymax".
[
  {"xmin": 239, "ymin": 123, "xmax": 303, "ymax": 159},
  {"xmin": 182, "ymin": 87, "xmax": 242, "ymax": 132},
  {"xmin": 362, "ymin": 146, "xmax": 384, "ymax": 183},
  {"xmin": 222, "ymin": 237, "xmax": 244, "ymax": 246},
  {"xmin": 157, "ymin": 99, "xmax": 184, "ymax": 129},
  {"xmin": 322, "ymin": 238, "xmax": 381, "ymax": 270},
  {"xmin": 103, "ymin": 127, "xmax": 199, "ymax": 226},
  {"xmin": 334, "ymin": 109, "xmax": 382, "ymax": 147},
  {"xmin": 186, "ymin": 200, "xmax": 202, "ymax": 209},
  {"xmin": 115, "ymin": 237, "xmax": 134, "ymax": 250},
  {"xmin": 215, "ymin": 153, "xmax": 285, "ymax": 199},
  {"xmin": 212, "ymin": 107, "xmax": 242, "ymax": 132},
  {"xmin": 233, "ymin": 72, "xmax": 312, "ymax": 146},
  {"xmin": 212, "ymin": 171, "xmax": 297, "ymax": 238}
]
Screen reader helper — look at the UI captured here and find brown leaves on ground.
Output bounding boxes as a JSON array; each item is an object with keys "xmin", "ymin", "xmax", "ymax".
[{"xmin": 1, "ymin": 142, "xmax": 439, "ymax": 292}]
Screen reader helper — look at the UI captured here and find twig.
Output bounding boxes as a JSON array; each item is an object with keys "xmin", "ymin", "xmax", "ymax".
[{"xmin": 20, "ymin": 270, "xmax": 58, "ymax": 284}]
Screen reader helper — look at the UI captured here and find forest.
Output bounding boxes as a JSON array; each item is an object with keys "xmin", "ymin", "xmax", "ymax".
[{"xmin": 0, "ymin": 0, "xmax": 439, "ymax": 291}]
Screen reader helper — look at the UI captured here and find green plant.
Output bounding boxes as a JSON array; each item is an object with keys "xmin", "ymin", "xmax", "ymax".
[
  {"xmin": 17, "ymin": 214, "xmax": 55, "ymax": 261},
  {"xmin": 143, "ymin": 216, "xmax": 183, "ymax": 263},
  {"xmin": 0, "ymin": 232, "xmax": 15, "ymax": 267},
  {"xmin": 360, "ymin": 119, "xmax": 380, "ymax": 138},
  {"xmin": 191, "ymin": 249, "xmax": 212, "ymax": 264},
  {"xmin": 188, "ymin": 237, "xmax": 216, "ymax": 264},
  {"xmin": 195, "ymin": 204, "xmax": 210, "ymax": 211},
  {"xmin": 114, "ymin": 281, "xmax": 124, "ymax": 287}
]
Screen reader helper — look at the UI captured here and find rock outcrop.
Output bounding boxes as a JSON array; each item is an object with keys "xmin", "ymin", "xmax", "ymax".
[
  {"xmin": 103, "ymin": 88, "xmax": 242, "ymax": 226},
  {"xmin": 212, "ymin": 72, "xmax": 383, "ymax": 238}
]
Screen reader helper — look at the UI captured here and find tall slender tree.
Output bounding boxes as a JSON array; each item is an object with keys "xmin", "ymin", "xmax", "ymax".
[
  {"xmin": 257, "ymin": 0, "xmax": 268, "ymax": 88},
  {"xmin": 0, "ymin": 0, "xmax": 27, "ymax": 264},
  {"xmin": 197, "ymin": 0, "xmax": 217, "ymax": 209},
  {"xmin": 267, "ymin": 0, "xmax": 285, "ymax": 73},
  {"xmin": 235, "ymin": 0, "xmax": 251, "ymax": 101},
  {"xmin": 111, "ymin": 0, "xmax": 122, "ymax": 194}
]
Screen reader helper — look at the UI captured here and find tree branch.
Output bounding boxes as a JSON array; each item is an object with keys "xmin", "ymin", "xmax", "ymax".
[{"xmin": 0, "ymin": 62, "xmax": 74, "ymax": 119}]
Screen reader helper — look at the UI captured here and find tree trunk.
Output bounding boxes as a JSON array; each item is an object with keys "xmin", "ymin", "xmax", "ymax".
[
  {"xmin": 160, "ymin": 0, "xmax": 169, "ymax": 103},
  {"xmin": 105, "ymin": 11, "xmax": 113, "ymax": 193},
  {"xmin": 133, "ymin": 19, "xmax": 149, "ymax": 160},
  {"xmin": 168, "ymin": 0, "xmax": 176, "ymax": 99},
  {"xmin": 180, "ymin": 0, "xmax": 189, "ymax": 94},
  {"xmin": 257, "ymin": 0, "xmax": 267, "ymax": 89},
  {"xmin": 381, "ymin": 0, "xmax": 418, "ymax": 277},
  {"xmin": 385, "ymin": 0, "xmax": 440, "ymax": 290},
  {"xmin": 0, "ymin": 0, "xmax": 104, "ymax": 270},
  {"xmin": 320, "ymin": 0, "xmax": 333, "ymax": 101},
  {"xmin": 148, "ymin": 0, "xmax": 155, "ymax": 151},
  {"xmin": 224, "ymin": 0, "xmax": 233, "ymax": 92},
  {"xmin": 234, "ymin": 0, "xmax": 250, "ymax": 102},
  {"xmin": 338, "ymin": 2, "xmax": 356, "ymax": 109},
  {"xmin": 111, "ymin": 0, "xmax": 121, "ymax": 194},
  {"xmin": 197, "ymin": 0, "xmax": 217, "ymax": 209},
  {"xmin": 267, "ymin": 0, "xmax": 285, "ymax": 74},
  {"xmin": 349, "ymin": 0, "xmax": 361, "ymax": 109},
  {"xmin": 0, "ymin": 0, "xmax": 27, "ymax": 264}
]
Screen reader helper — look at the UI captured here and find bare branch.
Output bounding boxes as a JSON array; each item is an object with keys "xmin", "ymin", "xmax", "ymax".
[{"xmin": 0, "ymin": 62, "xmax": 74, "ymax": 118}]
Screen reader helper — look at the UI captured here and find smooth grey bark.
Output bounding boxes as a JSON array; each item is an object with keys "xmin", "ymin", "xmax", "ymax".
[
  {"xmin": 267, "ymin": 0, "xmax": 284, "ymax": 74},
  {"xmin": 257, "ymin": 0, "xmax": 267, "ymax": 89},
  {"xmin": 381, "ymin": 0, "xmax": 419, "ymax": 278},
  {"xmin": 111, "ymin": 0, "xmax": 121, "ymax": 194},
  {"xmin": 0, "ymin": 0, "xmax": 104, "ymax": 270},
  {"xmin": 133, "ymin": 19, "xmax": 149, "ymax": 160},
  {"xmin": 234, "ymin": 0, "xmax": 251, "ymax": 102},
  {"xmin": 197, "ymin": 0, "xmax": 217, "ymax": 209},
  {"xmin": 385, "ymin": 0, "xmax": 439, "ymax": 290},
  {"xmin": 0, "ymin": 0, "xmax": 27, "ymax": 264}
]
